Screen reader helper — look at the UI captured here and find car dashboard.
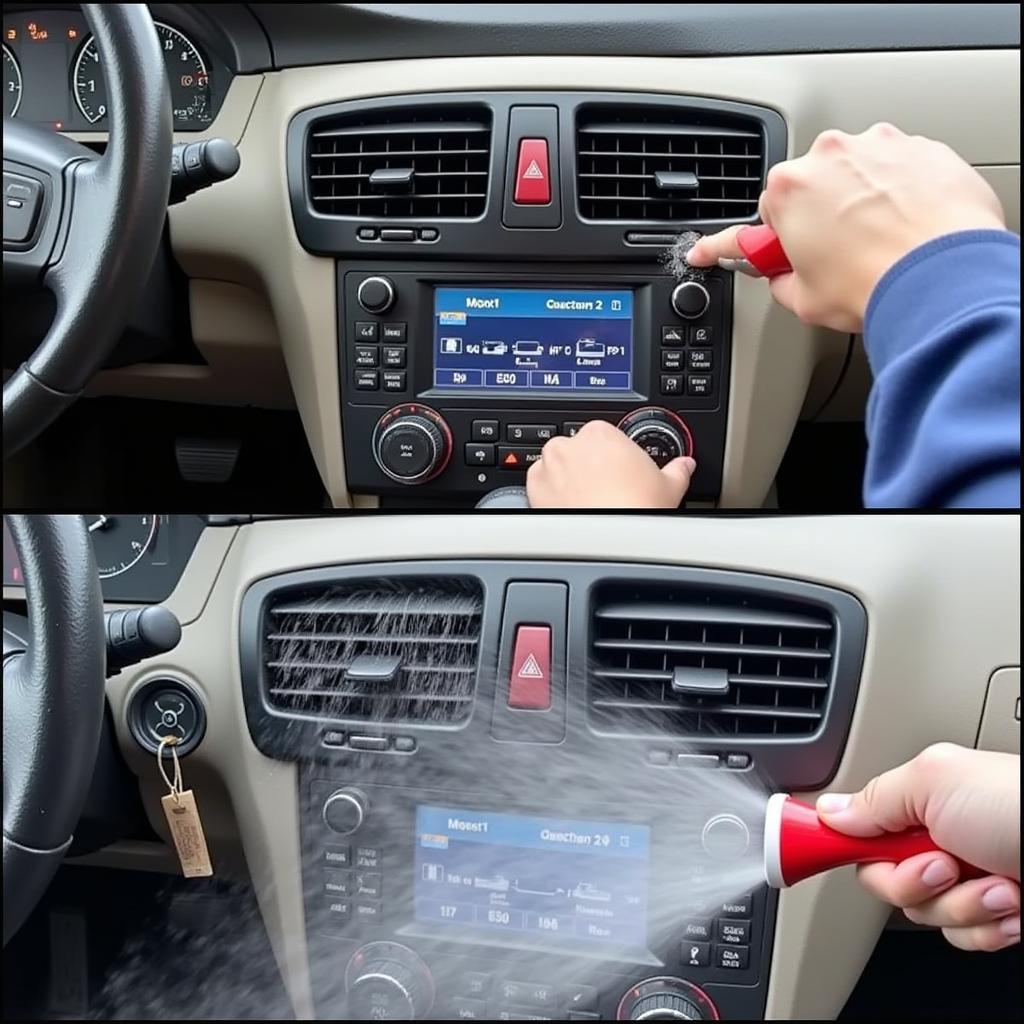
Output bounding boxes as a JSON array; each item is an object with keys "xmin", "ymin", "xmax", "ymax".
[{"xmin": 2, "ymin": 4, "xmax": 1018, "ymax": 508}]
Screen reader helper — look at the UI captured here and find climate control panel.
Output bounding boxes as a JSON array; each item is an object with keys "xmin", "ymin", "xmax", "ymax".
[{"xmin": 338, "ymin": 262, "xmax": 733, "ymax": 503}]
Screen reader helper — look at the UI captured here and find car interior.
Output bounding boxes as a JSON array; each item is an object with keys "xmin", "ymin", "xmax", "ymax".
[
  {"xmin": 1, "ymin": 5, "xmax": 1021, "ymax": 1022},
  {"xmin": 1, "ymin": 4, "xmax": 1018, "ymax": 511},
  {"xmin": 2, "ymin": 512, "xmax": 1021, "ymax": 1020}
]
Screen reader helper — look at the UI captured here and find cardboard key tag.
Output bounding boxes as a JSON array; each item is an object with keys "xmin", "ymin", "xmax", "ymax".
[{"xmin": 158, "ymin": 736, "xmax": 214, "ymax": 878}]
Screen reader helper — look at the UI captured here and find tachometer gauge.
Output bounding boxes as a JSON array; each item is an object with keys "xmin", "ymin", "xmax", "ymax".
[
  {"xmin": 73, "ymin": 22, "xmax": 211, "ymax": 128},
  {"xmin": 87, "ymin": 515, "xmax": 159, "ymax": 579},
  {"xmin": 3, "ymin": 43, "xmax": 22, "ymax": 117}
]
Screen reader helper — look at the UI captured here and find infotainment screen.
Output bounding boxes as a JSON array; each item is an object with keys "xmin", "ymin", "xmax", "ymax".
[
  {"xmin": 414, "ymin": 805, "xmax": 650, "ymax": 947},
  {"xmin": 432, "ymin": 287, "xmax": 634, "ymax": 393}
]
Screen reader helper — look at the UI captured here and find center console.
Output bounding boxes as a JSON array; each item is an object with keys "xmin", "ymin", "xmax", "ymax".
[
  {"xmin": 239, "ymin": 560, "xmax": 866, "ymax": 1020},
  {"xmin": 338, "ymin": 265, "xmax": 732, "ymax": 502}
]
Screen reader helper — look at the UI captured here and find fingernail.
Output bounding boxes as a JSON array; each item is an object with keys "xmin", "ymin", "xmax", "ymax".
[
  {"xmin": 982, "ymin": 885, "xmax": 1018, "ymax": 913},
  {"xmin": 682, "ymin": 457, "xmax": 696, "ymax": 473},
  {"xmin": 921, "ymin": 859, "xmax": 957, "ymax": 887},
  {"xmin": 999, "ymin": 916, "xmax": 1020, "ymax": 938},
  {"xmin": 817, "ymin": 793, "xmax": 852, "ymax": 814}
]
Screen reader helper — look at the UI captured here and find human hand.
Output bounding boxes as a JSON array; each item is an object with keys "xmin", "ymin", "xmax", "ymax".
[
  {"xmin": 526, "ymin": 419, "xmax": 695, "ymax": 508},
  {"xmin": 817, "ymin": 743, "xmax": 1020, "ymax": 951},
  {"xmin": 687, "ymin": 123, "xmax": 1006, "ymax": 332}
]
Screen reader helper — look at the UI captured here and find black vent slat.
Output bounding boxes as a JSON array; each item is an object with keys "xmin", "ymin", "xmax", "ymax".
[
  {"xmin": 593, "ymin": 638, "xmax": 831, "ymax": 660},
  {"xmin": 588, "ymin": 582, "xmax": 834, "ymax": 738},
  {"xmin": 576, "ymin": 104, "xmax": 765, "ymax": 223},
  {"xmin": 263, "ymin": 577, "xmax": 482, "ymax": 726},
  {"xmin": 306, "ymin": 105, "xmax": 492, "ymax": 219}
]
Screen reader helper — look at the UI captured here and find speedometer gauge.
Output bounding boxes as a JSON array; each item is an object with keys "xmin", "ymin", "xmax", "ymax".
[
  {"xmin": 3, "ymin": 44, "xmax": 22, "ymax": 117},
  {"xmin": 73, "ymin": 22, "xmax": 211, "ymax": 128},
  {"xmin": 87, "ymin": 515, "xmax": 159, "ymax": 579}
]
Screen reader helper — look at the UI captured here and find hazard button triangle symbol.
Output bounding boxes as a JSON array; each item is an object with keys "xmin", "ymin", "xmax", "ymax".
[
  {"xmin": 517, "ymin": 653, "xmax": 544, "ymax": 678},
  {"xmin": 522, "ymin": 159, "xmax": 544, "ymax": 179}
]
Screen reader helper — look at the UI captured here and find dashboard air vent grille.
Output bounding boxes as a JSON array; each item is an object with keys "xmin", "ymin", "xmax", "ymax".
[
  {"xmin": 263, "ymin": 577, "xmax": 483, "ymax": 725},
  {"xmin": 306, "ymin": 105, "xmax": 492, "ymax": 218},
  {"xmin": 589, "ymin": 582, "xmax": 835, "ymax": 737},
  {"xmin": 576, "ymin": 104, "xmax": 765, "ymax": 223}
]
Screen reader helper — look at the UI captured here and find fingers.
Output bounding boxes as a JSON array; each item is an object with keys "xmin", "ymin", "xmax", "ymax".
[
  {"xmin": 659, "ymin": 456, "xmax": 697, "ymax": 501},
  {"xmin": 685, "ymin": 225, "xmax": 744, "ymax": 267},
  {"xmin": 817, "ymin": 744, "xmax": 967, "ymax": 838},
  {"xmin": 903, "ymin": 877, "xmax": 1021, "ymax": 929},
  {"xmin": 856, "ymin": 852, "xmax": 961, "ymax": 908},
  {"xmin": 942, "ymin": 917, "xmax": 1021, "ymax": 952}
]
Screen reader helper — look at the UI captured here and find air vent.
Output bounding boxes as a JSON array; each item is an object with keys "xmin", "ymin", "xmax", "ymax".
[
  {"xmin": 576, "ymin": 104, "xmax": 765, "ymax": 223},
  {"xmin": 306, "ymin": 105, "xmax": 492, "ymax": 218},
  {"xmin": 262, "ymin": 577, "xmax": 483, "ymax": 725},
  {"xmin": 588, "ymin": 583, "xmax": 835, "ymax": 738}
]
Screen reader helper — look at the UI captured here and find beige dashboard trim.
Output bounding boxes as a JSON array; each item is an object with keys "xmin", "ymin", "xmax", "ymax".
[
  {"xmin": 167, "ymin": 51, "xmax": 1020, "ymax": 508},
  {"xmin": 101, "ymin": 513, "xmax": 1020, "ymax": 1020}
]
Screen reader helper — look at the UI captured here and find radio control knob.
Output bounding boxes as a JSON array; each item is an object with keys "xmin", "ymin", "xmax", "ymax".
[
  {"xmin": 671, "ymin": 281, "xmax": 710, "ymax": 320},
  {"xmin": 618, "ymin": 408, "xmax": 694, "ymax": 467},
  {"xmin": 347, "ymin": 942, "xmax": 434, "ymax": 1020},
  {"xmin": 618, "ymin": 978, "xmax": 717, "ymax": 1021},
  {"xmin": 358, "ymin": 276, "xmax": 396, "ymax": 314},
  {"xmin": 372, "ymin": 405, "xmax": 453, "ymax": 485},
  {"xmin": 322, "ymin": 788, "xmax": 366, "ymax": 835}
]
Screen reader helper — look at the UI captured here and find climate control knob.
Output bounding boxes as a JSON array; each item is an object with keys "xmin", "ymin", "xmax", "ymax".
[
  {"xmin": 322, "ymin": 788, "xmax": 366, "ymax": 835},
  {"xmin": 671, "ymin": 281, "xmax": 710, "ymax": 320},
  {"xmin": 346, "ymin": 942, "xmax": 434, "ymax": 1020},
  {"xmin": 372, "ymin": 405, "xmax": 453, "ymax": 485},
  {"xmin": 618, "ymin": 408, "xmax": 694, "ymax": 467},
  {"xmin": 357, "ymin": 275, "xmax": 396, "ymax": 314},
  {"xmin": 617, "ymin": 978, "xmax": 718, "ymax": 1021}
]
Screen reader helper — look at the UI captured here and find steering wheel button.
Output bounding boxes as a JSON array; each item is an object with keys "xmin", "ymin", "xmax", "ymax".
[{"xmin": 2, "ymin": 171, "xmax": 42, "ymax": 243}]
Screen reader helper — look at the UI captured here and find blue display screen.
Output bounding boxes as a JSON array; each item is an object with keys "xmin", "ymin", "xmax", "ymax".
[
  {"xmin": 432, "ymin": 287, "xmax": 634, "ymax": 393},
  {"xmin": 414, "ymin": 806, "xmax": 650, "ymax": 947}
]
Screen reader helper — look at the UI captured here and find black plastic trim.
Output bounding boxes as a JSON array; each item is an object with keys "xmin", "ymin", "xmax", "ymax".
[
  {"xmin": 252, "ymin": 4, "xmax": 1020, "ymax": 68},
  {"xmin": 239, "ymin": 560, "xmax": 866, "ymax": 791}
]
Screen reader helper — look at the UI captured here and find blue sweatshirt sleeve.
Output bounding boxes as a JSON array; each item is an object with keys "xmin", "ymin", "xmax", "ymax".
[{"xmin": 862, "ymin": 229, "xmax": 1021, "ymax": 509}]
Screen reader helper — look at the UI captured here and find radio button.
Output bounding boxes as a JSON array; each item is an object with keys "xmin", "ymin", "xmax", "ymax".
[
  {"xmin": 564, "ymin": 984, "xmax": 597, "ymax": 1012},
  {"xmin": 462, "ymin": 974, "xmax": 493, "ymax": 998},
  {"xmin": 721, "ymin": 894, "xmax": 754, "ymax": 917},
  {"xmin": 354, "ymin": 899, "xmax": 382, "ymax": 923},
  {"xmin": 661, "ymin": 349, "xmax": 684, "ymax": 372},
  {"xmin": 687, "ymin": 374, "xmax": 713, "ymax": 397},
  {"xmin": 354, "ymin": 370, "xmax": 379, "ymax": 391},
  {"xmin": 382, "ymin": 371, "xmax": 407, "ymax": 392},
  {"xmin": 324, "ymin": 870, "xmax": 351, "ymax": 896},
  {"xmin": 451, "ymin": 998, "xmax": 488, "ymax": 1020},
  {"xmin": 682, "ymin": 919, "xmax": 713, "ymax": 941},
  {"xmin": 383, "ymin": 347, "xmax": 406, "ymax": 368},
  {"xmin": 494, "ymin": 1008, "xmax": 553, "ymax": 1021},
  {"xmin": 354, "ymin": 321, "xmax": 378, "ymax": 342},
  {"xmin": 354, "ymin": 345, "xmax": 379, "ymax": 368},
  {"xmin": 715, "ymin": 944, "xmax": 750, "ymax": 970},
  {"xmin": 660, "ymin": 374, "xmax": 684, "ymax": 395},
  {"xmin": 356, "ymin": 847, "xmax": 381, "ymax": 869},
  {"xmin": 466, "ymin": 443, "xmax": 496, "ymax": 467},
  {"xmin": 324, "ymin": 845, "xmax": 351, "ymax": 867},
  {"xmin": 507, "ymin": 424, "xmax": 556, "ymax": 443},
  {"xmin": 689, "ymin": 349, "xmax": 714, "ymax": 372},
  {"xmin": 355, "ymin": 872, "xmax": 382, "ymax": 898},
  {"xmin": 661, "ymin": 325, "xmax": 686, "ymax": 346},
  {"xmin": 562, "ymin": 421, "xmax": 586, "ymax": 437},
  {"xmin": 326, "ymin": 898, "xmax": 351, "ymax": 921},
  {"xmin": 497, "ymin": 982, "xmax": 557, "ymax": 1007},
  {"xmin": 472, "ymin": 419, "xmax": 500, "ymax": 441},
  {"xmin": 717, "ymin": 918, "xmax": 751, "ymax": 944},
  {"xmin": 691, "ymin": 325, "xmax": 714, "ymax": 345},
  {"xmin": 498, "ymin": 446, "xmax": 543, "ymax": 469},
  {"xmin": 682, "ymin": 939, "xmax": 711, "ymax": 967},
  {"xmin": 382, "ymin": 322, "xmax": 407, "ymax": 342}
]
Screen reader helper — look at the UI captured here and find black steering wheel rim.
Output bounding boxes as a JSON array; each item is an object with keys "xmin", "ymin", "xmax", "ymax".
[
  {"xmin": 2, "ymin": 4, "xmax": 172, "ymax": 457},
  {"xmin": 3, "ymin": 515, "xmax": 106, "ymax": 945}
]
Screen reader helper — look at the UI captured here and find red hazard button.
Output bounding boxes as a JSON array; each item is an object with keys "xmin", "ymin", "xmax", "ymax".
[
  {"xmin": 514, "ymin": 138, "xmax": 551, "ymax": 205},
  {"xmin": 508, "ymin": 625, "xmax": 551, "ymax": 709}
]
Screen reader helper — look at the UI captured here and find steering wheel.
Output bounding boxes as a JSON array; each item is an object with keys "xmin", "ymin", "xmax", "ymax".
[
  {"xmin": 3, "ymin": 516, "xmax": 106, "ymax": 945},
  {"xmin": 3, "ymin": 5, "xmax": 171, "ymax": 457}
]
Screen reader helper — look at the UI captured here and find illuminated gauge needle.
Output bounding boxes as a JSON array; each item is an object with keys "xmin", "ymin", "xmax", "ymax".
[{"xmin": 88, "ymin": 515, "xmax": 111, "ymax": 533}]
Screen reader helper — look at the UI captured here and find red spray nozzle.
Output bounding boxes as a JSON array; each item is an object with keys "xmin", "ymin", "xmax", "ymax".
[{"xmin": 763, "ymin": 794, "xmax": 986, "ymax": 888}]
